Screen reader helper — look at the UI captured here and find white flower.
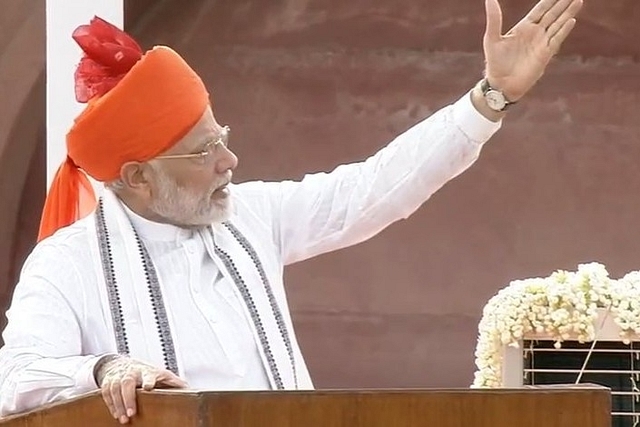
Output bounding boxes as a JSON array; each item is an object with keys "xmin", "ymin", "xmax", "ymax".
[{"xmin": 471, "ymin": 263, "xmax": 640, "ymax": 388}]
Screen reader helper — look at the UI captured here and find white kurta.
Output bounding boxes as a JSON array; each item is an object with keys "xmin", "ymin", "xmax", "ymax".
[
  {"xmin": 0, "ymin": 92, "xmax": 500, "ymax": 416},
  {"xmin": 121, "ymin": 207, "xmax": 273, "ymax": 390}
]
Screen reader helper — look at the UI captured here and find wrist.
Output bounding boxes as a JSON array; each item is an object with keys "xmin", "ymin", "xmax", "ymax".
[
  {"xmin": 470, "ymin": 81, "xmax": 507, "ymax": 123},
  {"xmin": 93, "ymin": 354, "xmax": 121, "ymax": 386},
  {"xmin": 483, "ymin": 75, "xmax": 522, "ymax": 103}
]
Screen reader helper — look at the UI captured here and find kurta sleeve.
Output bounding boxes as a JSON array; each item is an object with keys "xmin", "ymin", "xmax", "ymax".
[
  {"xmin": 0, "ymin": 243, "xmax": 101, "ymax": 416},
  {"xmin": 236, "ymin": 91, "xmax": 502, "ymax": 265}
]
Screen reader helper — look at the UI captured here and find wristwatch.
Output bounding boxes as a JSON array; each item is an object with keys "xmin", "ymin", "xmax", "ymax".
[{"xmin": 479, "ymin": 78, "xmax": 515, "ymax": 112}]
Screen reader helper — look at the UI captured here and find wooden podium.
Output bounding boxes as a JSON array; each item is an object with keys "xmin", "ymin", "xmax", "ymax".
[{"xmin": 0, "ymin": 387, "xmax": 611, "ymax": 427}]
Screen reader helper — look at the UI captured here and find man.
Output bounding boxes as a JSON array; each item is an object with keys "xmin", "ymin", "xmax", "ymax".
[{"xmin": 0, "ymin": 0, "xmax": 582, "ymax": 424}]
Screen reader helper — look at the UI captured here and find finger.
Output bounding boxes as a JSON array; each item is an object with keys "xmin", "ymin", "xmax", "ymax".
[
  {"xmin": 546, "ymin": 0, "xmax": 583, "ymax": 39},
  {"xmin": 549, "ymin": 18, "xmax": 576, "ymax": 54},
  {"xmin": 109, "ymin": 380, "xmax": 128, "ymax": 423},
  {"xmin": 141, "ymin": 370, "xmax": 158, "ymax": 391},
  {"xmin": 120, "ymin": 374, "xmax": 139, "ymax": 419},
  {"xmin": 484, "ymin": 0, "xmax": 503, "ymax": 42},
  {"xmin": 101, "ymin": 381, "xmax": 118, "ymax": 419},
  {"xmin": 539, "ymin": 0, "xmax": 572, "ymax": 29},
  {"xmin": 525, "ymin": 0, "xmax": 559, "ymax": 24}
]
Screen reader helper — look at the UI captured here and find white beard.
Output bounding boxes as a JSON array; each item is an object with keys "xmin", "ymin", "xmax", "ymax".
[{"xmin": 149, "ymin": 166, "xmax": 232, "ymax": 227}]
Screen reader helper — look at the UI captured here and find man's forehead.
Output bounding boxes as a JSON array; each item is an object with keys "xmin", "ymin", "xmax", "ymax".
[
  {"xmin": 191, "ymin": 106, "xmax": 218, "ymax": 136},
  {"xmin": 174, "ymin": 106, "xmax": 219, "ymax": 149}
]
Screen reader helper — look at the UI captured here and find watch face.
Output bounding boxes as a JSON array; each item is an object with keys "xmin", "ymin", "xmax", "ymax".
[{"xmin": 485, "ymin": 90, "xmax": 506, "ymax": 111}]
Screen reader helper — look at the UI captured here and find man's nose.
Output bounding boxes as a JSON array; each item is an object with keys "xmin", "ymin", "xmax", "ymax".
[{"xmin": 214, "ymin": 145, "xmax": 238, "ymax": 174}]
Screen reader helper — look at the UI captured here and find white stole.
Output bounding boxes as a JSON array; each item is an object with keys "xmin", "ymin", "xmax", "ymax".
[{"xmin": 86, "ymin": 190, "xmax": 298, "ymax": 389}]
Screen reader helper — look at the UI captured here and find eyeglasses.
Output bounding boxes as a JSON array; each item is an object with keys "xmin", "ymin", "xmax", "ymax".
[{"xmin": 155, "ymin": 125, "xmax": 230, "ymax": 164}]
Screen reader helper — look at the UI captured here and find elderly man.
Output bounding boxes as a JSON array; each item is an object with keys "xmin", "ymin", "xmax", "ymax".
[{"xmin": 0, "ymin": 0, "xmax": 582, "ymax": 424}]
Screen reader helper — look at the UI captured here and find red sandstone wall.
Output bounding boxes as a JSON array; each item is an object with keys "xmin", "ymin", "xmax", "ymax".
[
  {"xmin": 2, "ymin": 0, "xmax": 640, "ymax": 389},
  {"xmin": 0, "ymin": 0, "xmax": 45, "ymax": 332}
]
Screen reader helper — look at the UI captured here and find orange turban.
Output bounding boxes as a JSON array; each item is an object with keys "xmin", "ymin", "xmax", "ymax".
[{"xmin": 38, "ymin": 17, "xmax": 210, "ymax": 241}]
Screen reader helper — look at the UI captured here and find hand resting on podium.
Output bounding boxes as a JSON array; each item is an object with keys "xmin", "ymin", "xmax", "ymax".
[{"xmin": 94, "ymin": 355, "xmax": 188, "ymax": 424}]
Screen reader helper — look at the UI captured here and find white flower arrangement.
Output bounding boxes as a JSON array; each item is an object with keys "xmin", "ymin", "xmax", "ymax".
[{"xmin": 471, "ymin": 262, "xmax": 640, "ymax": 388}]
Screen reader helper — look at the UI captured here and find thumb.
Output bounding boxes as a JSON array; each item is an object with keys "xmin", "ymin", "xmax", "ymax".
[
  {"xmin": 484, "ymin": 0, "xmax": 503, "ymax": 42},
  {"xmin": 157, "ymin": 371, "xmax": 189, "ymax": 389}
]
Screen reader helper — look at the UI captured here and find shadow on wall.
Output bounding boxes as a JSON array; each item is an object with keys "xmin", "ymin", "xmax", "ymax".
[
  {"xmin": 0, "ymin": 0, "xmax": 46, "ymax": 338},
  {"xmin": 0, "ymin": 75, "xmax": 45, "ymax": 336}
]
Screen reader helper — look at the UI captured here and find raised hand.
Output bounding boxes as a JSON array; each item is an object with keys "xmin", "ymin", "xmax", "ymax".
[
  {"xmin": 483, "ymin": 0, "xmax": 583, "ymax": 102},
  {"xmin": 96, "ymin": 355, "xmax": 188, "ymax": 424}
]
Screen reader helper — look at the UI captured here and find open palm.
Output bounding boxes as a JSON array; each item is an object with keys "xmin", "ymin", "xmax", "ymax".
[{"xmin": 483, "ymin": 0, "xmax": 583, "ymax": 102}]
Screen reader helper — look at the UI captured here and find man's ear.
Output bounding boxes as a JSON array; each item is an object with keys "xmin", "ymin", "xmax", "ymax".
[{"xmin": 119, "ymin": 161, "xmax": 152, "ymax": 193}]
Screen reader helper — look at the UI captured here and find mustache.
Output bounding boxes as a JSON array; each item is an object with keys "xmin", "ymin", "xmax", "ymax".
[{"xmin": 212, "ymin": 172, "xmax": 232, "ymax": 191}]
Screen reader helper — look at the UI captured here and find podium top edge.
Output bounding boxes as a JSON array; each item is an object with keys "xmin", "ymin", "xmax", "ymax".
[{"xmin": 147, "ymin": 385, "xmax": 610, "ymax": 396}]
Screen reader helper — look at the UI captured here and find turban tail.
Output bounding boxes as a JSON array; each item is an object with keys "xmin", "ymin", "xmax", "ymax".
[{"xmin": 38, "ymin": 17, "xmax": 210, "ymax": 241}]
